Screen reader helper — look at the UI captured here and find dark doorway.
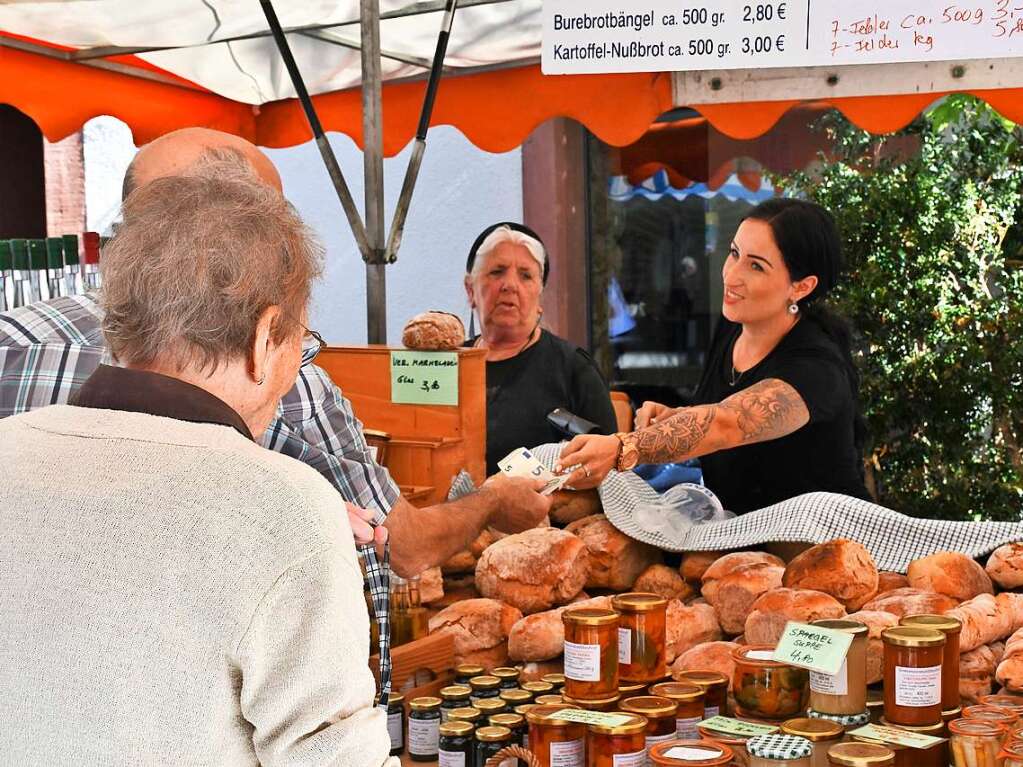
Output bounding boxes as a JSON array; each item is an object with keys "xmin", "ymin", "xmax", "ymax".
[{"xmin": 0, "ymin": 105, "xmax": 45, "ymax": 238}]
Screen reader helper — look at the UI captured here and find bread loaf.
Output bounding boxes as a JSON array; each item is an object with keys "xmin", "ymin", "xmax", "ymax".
[
  {"xmin": 681, "ymin": 551, "xmax": 725, "ymax": 582},
  {"xmin": 475, "ymin": 527, "xmax": 588, "ymax": 614},
  {"xmin": 506, "ymin": 596, "xmax": 613, "ymax": 662},
  {"xmin": 876, "ymin": 572, "xmax": 910, "ymax": 593},
  {"xmin": 402, "ymin": 311, "xmax": 465, "ymax": 350},
  {"xmin": 946, "ymin": 593, "xmax": 1015, "ymax": 652},
  {"xmin": 549, "ymin": 489, "xmax": 601, "ymax": 527},
  {"xmin": 997, "ymin": 592, "xmax": 1023, "ymax": 635},
  {"xmin": 442, "ymin": 549, "xmax": 477, "ymax": 574},
  {"xmin": 565, "ymin": 514, "xmax": 662, "ymax": 591},
  {"xmin": 996, "ymin": 627, "xmax": 1023, "ymax": 693},
  {"xmin": 782, "ymin": 539, "xmax": 879, "ymax": 612},
  {"xmin": 670, "ymin": 641, "xmax": 740, "ymax": 687},
  {"xmin": 419, "ymin": 566, "xmax": 444, "ymax": 604},
  {"xmin": 962, "ymin": 643, "xmax": 1004, "ymax": 703},
  {"xmin": 711, "ymin": 563, "xmax": 785, "ymax": 635},
  {"xmin": 908, "ymin": 552, "xmax": 993, "ymax": 602},
  {"xmin": 861, "ymin": 587, "xmax": 958, "ymax": 618},
  {"xmin": 744, "ymin": 588, "xmax": 846, "ymax": 645},
  {"xmin": 667, "ymin": 600, "xmax": 723, "ymax": 661},
  {"xmin": 987, "ymin": 543, "xmax": 1023, "ymax": 590},
  {"xmin": 633, "ymin": 564, "xmax": 696, "ymax": 602},
  {"xmin": 701, "ymin": 552, "xmax": 785, "ymax": 604},
  {"xmin": 846, "ymin": 610, "xmax": 899, "ymax": 684},
  {"xmin": 428, "ymin": 598, "xmax": 523, "ymax": 667}
]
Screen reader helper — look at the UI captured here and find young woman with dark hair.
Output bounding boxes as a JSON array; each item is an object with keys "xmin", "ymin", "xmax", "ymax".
[{"xmin": 557, "ymin": 198, "xmax": 871, "ymax": 513}]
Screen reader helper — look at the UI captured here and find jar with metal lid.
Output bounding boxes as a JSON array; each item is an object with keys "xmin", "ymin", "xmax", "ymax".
[
  {"xmin": 621, "ymin": 696, "xmax": 680, "ymax": 757},
  {"xmin": 471, "ymin": 675, "xmax": 503, "ymax": 706},
  {"xmin": 451, "ymin": 707, "xmax": 484, "ymax": 725},
  {"xmin": 442, "ymin": 685, "xmax": 474, "ymax": 722},
  {"xmin": 1002, "ymin": 740, "xmax": 1023, "ymax": 767},
  {"xmin": 677, "ymin": 671, "xmax": 730, "ymax": 718},
  {"xmin": 621, "ymin": 681, "xmax": 650, "ymax": 698},
  {"xmin": 881, "ymin": 627, "xmax": 945, "ymax": 727},
  {"xmin": 980, "ymin": 694, "xmax": 1023, "ymax": 716},
  {"xmin": 491, "ymin": 712, "xmax": 527, "ymax": 746},
  {"xmin": 526, "ymin": 704, "xmax": 587, "ymax": 767},
  {"xmin": 563, "ymin": 608, "xmax": 620, "ymax": 700},
  {"xmin": 501, "ymin": 689, "xmax": 533, "ymax": 708},
  {"xmin": 865, "ymin": 689, "xmax": 884, "ymax": 725},
  {"xmin": 964, "ymin": 704, "xmax": 1020, "ymax": 731},
  {"xmin": 493, "ymin": 667, "xmax": 522, "ymax": 690},
  {"xmin": 649, "ymin": 682, "xmax": 706, "ymax": 739},
  {"xmin": 827, "ymin": 742, "xmax": 896, "ymax": 767},
  {"xmin": 649, "ymin": 739, "xmax": 734, "ymax": 767},
  {"xmin": 543, "ymin": 673, "xmax": 567, "ymax": 691},
  {"xmin": 514, "ymin": 703, "xmax": 536, "ymax": 720},
  {"xmin": 475, "ymin": 725, "xmax": 513, "ymax": 767},
  {"xmin": 613, "ymin": 593, "xmax": 670, "ymax": 683},
  {"xmin": 387, "ymin": 692, "xmax": 406, "ymax": 756},
  {"xmin": 847, "ymin": 734, "xmax": 905, "ymax": 767},
  {"xmin": 696, "ymin": 721, "xmax": 755, "ymax": 767},
  {"xmin": 900, "ymin": 614, "xmax": 962, "ymax": 712},
  {"xmin": 781, "ymin": 718, "xmax": 844, "ymax": 767},
  {"xmin": 809, "ymin": 620, "xmax": 869, "ymax": 717},
  {"xmin": 949, "ymin": 718, "xmax": 1005, "ymax": 767},
  {"xmin": 563, "ymin": 693, "xmax": 622, "ymax": 712},
  {"xmin": 536, "ymin": 695, "xmax": 565, "ymax": 706},
  {"xmin": 806, "ymin": 710, "xmax": 871, "ymax": 733},
  {"xmin": 943, "ymin": 706, "xmax": 962, "ymax": 725},
  {"xmin": 587, "ymin": 712, "xmax": 649, "ymax": 767},
  {"xmin": 746, "ymin": 734, "xmax": 814, "ymax": 767},
  {"xmin": 523, "ymin": 681, "xmax": 556, "ymax": 699},
  {"xmin": 457, "ymin": 664, "xmax": 487, "ymax": 685},
  {"xmin": 733, "ymin": 646, "xmax": 810, "ymax": 722},
  {"xmin": 440, "ymin": 720, "xmax": 475, "ymax": 767},
  {"xmin": 876, "ymin": 717, "xmax": 947, "ymax": 767},
  {"xmin": 409, "ymin": 696, "xmax": 443, "ymax": 762},
  {"xmin": 476, "ymin": 698, "xmax": 508, "ymax": 718}
]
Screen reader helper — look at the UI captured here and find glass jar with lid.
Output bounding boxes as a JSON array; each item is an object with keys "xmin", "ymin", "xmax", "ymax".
[
  {"xmin": 649, "ymin": 682, "xmax": 706, "ymax": 739},
  {"xmin": 523, "ymin": 681, "xmax": 556, "ymax": 700},
  {"xmin": 827, "ymin": 742, "xmax": 896, "ymax": 767},
  {"xmin": 471, "ymin": 675, "xmax": 503, "ymax": 706},
  {"xmin": 536, "ymin": 695, "xmax": 565, "ymax": 706},
  {"xmin": 587, "ymin": 713, "xmax": 649, "ymax": 767},
  {"xmin": 563, "ymin": 693, "xmax": 622, "ymax": 712},
  {"xmin": 808, "ymin": 620, "xmax": 869, "ymax": 717},
  {"xmin": 491, "ymin": 712, "xmax": 527, "ymax": 747},
  {"xmin": 979, "ymin": 694, "xmax": 1023, "ymax": 717},
  {"xmin": 949, "ymin": 718, "xmax": 1005, "ymax": 767},
  {"xmin": 526, "ymin": 704, "xmax": 587, "ymax": 767},
  {"xmin": 649, "ymin": 740, "xmax": 734, "ymax": 767},
  {"xmin": 442, "ymin": 685, "xmax": 474, "ymax": 722},
  {"xmin": 745, "ymin": 734, "xmax": 814, "ymax": 767},
  {"xmin": 492, "ymin": 667, "xmax": 522, "ymax": 690},
  {"xmin": 676, "ymin": 671, "xmax": 730, "ymax": 718},
  {"xmin": 439, "ymin": 721, "xmax": 475, "ymax": 767},
  {"xmin": 865, "ymin": 689, "xmax": 884, "ymax": 725},
  {"xmin": 409, "ymin": 696, "xmax": 443, "ymax": 762},
  {"xmin": 501, "ymin": 689, "xmax": 533, "ymax": 708},
  {"xmin": 613, "ymin": 593, "xmax": 669, "ymax": 684},
  {"xmin": 450, "ymin": 707, "xmax": 484, "ymax": 726},
  {"xmin": 621, "ymin": 681, "xmax": 649, "ymax": 699},
  {"xmin": 475, "ymin": 725, "xmax": 513, "ymax": 767},
  {"xmin": 876, "ymin": 717, "xmax": 947, "ymax": 767},
  {"xmin": 563, "ymin": 608, "xmax": 620, "ymax": 700},
  {"xmin": 733, "ymin": 646, "xmax": 810, "ymax": 722},
  {"xmin": 457, "ymin": 664, "xmax": 486, "ymax": 685},
  {"xmin": 1001, "ymin": 740, "xmax": 1023, "ymax": 767},
  {"xmin": 543, "ymin": 673, "xmax": 567, "ymax": 691},
  {"xmin": 964, "ymin": 704, "xmax": 1019, "ymax": 733},
  {"xmin": 781, "ymin": 718, "xmax": 844, "ymax": 767},
  {"xmin": 387, "ymin": 692, "xmax": 405, "ymax": 756},
  {"xmin": 880, "ymin": 627, "xmax": 945, "ymax": 727},
  {"xmin": 476, "ymin": 698, "xmax": 508, "ymax": 719},
  {"xmin": 621, "ymin": 695, "xmax": 680, "ymax": 756},
  {"xmin": 900, "ymin": 614, "xmax": 962, "ymax": 712},
  {"xmin": 806, "ymin": 710, "xmax": 871, "ymax": 734}
]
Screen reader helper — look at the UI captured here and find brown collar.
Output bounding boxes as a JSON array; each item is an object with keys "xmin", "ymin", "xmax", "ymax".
[{"xmin": 70, "ymin": 364, "xmax": 253, "ymax": 441}]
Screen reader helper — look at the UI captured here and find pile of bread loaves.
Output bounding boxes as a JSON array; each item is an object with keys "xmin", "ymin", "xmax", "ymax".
[{"xmin": 418, "ymin": 490, "xmax": 1023, "ymax": 703}]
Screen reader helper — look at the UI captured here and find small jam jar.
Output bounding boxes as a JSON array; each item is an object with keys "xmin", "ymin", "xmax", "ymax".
[
  {"xmin": 536, "ymin": 695, "xmax": 566, "ymax": 706},
  {"xmin": 809, "ymin": 620, "xmax": 869, "ymax": 716},
  {"xmin": 746, "ymin": 734, "xmax": 813, "ymax": 767},
  {"xmin": 949, "ymin": 718, "xmax": 1006, "ymax": 767},
  {"xmin": 501, "ymin": 689, "xmax": 533, "ymax": 708},
  {"xmin": 733, "ymin": 646, "xmax": 810, "ymax": 722},
  {"xmin": 827, "ymin": 742, "xmax": 895, "ymax": 767},
  {"xmin": 409, "ymin": 696, "xmax": 443, "ymax": 762},
  {"xmin": 543, "ymin": 673, "xmax": 567, "ymax": 691},
  {"xmin": 620, "ymin": 695, "xmax": 680, "ymax": 755},
  {"xmin": 441, "ymin": 685, "xmax": 474, "ymax": 722},
  {"xmin": 563, "ymin": 608, "xmax": 620, "ymax": 700},
  {"xmin": 457, "ymin": 664, "xmax": 486, "ymax": 685},
  {"xmin": 880, "ymin": 627, "xmax": 945, "ymax": 727},
  {"xmin": 649, "ymin": 740, "xmax": 734, "ymax": 767},
  {"xmin": 676, "ymin": 671, "xmax": 730, "ymax": 718},
  {"xmin": 493, "ymin": 667, "xmax": 522, "ymax": 690},
  {"xmin": 491, "ymin": 712, "xmax": 527, "ymax": 747},
  {"xmin": 526, "ymin": 704, "xmax": 587, "ymax": 767},
  {"xmin": 523, "ymin": 681, "xmax": 556, "ymax": 700},
  {"xmin": 475, "ymin": 698, "xmax": 508, "ymax": 719},
  {"xmin": 781, "ymin": 718, "xmax": 844, "ymax": 767},
  {"xmin": 900, "ymin": 614, "xmax": 962, "ymax": 712},
  {"xmin": 613, "ymin": 593, "xmax": 669, "ymax": 684},
  {"xmin": 450, "ymin": 707, "xmax": 484, "ymax": 726},
  {"xmin": 876, "ymin": 717, "xmax": 947, "ymax": 767},
  {"xmin": 979, "ymin": 694, "xmax": 1023, "ymax": 716},
  {"xmin": 563, "ymin": 693, "xmax": 622, "ymax": 712},
  {"xmin": 475, "ymin": 725, "xmax": 513, "ymax": 767},
  {"xmin": 587, "ymin": 713, "xmax": 649, "ymax": 767},
  {"xmin": 649, "ymin": 682, "xmax": 705, "ymax": 739},
  {"xmin": 471, "ymin": 675, "xmax": 504, "ymax": 706},
  {"xmin": 439, "ymin": 720, "xmax": 475, "ymax": 767},
  {"xmin": 387, "ymin": 692, "xmax": 405, "ymax": 756},
  {"xmin": 621, "ymin": 681, "xmax": 649, "ymax": 699}
]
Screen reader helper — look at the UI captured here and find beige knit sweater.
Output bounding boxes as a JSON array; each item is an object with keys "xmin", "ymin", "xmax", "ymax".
[{"xmin": 0, "ymin": 405, "xmax": 397, "ymax": 767}]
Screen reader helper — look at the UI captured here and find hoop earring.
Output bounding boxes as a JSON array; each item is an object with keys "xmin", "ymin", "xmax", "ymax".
[
  {"xmin": 788, "ymin": 302, "xmax": 800, "ymax": 315},
  {"xmin": 257, "ymin": 373, "xmax": 266, "ymax": 386}
]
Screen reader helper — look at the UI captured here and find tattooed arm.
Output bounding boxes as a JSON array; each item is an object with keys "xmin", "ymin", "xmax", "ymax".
[{"xmin": 557, "ymin": 378, "xmax": 809, "ymax": 488}]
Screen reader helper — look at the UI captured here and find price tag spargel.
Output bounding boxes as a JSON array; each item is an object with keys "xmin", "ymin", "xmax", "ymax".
[{"xmin": 773, "ymin": 621, "xmax": 853, "ymax": 676}]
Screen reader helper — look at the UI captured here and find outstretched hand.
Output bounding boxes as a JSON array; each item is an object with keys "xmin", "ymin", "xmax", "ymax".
[
  {"xmin": 635, "ymin": 400, "xmax": 672, "ymax": 429},
  {"xmin": 556, "ymin": 434, "xmax": 620, "ymax": 489}
]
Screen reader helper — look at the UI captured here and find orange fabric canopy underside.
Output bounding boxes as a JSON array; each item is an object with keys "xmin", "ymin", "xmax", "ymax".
[{"xmin": 4, "ymin": 37, "xmax": 1023, "ymax": 153}]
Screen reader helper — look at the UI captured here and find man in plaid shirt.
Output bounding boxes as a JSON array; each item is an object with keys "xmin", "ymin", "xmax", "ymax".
[{"xmin": 0, "ymin": 128, "xmax": 552, "ymax": 703}]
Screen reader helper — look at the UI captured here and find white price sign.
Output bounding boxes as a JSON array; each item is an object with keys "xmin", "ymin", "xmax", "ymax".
[{"xmin": 543, "ymin": 0, "xmax": 1023, "ymax": 74}]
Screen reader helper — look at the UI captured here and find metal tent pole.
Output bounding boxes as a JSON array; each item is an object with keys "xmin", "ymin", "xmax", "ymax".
[{"xmin": 361, "ymin": 0, "xmax": 388, "ymax": 344}]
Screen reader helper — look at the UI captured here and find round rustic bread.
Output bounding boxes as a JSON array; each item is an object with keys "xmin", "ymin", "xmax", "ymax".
[
  {"xmin": 634, "ymin": 564, "xmax": 695, "ymax": 602},
  {"xmin": 428, "ymin": 597, "xmax": 523, "ymax": 667},
  {"xmin": 908, "ymin": 551, "xmax": 993, "ymax": 602},
  {"xmin": 506, "ymin": 596, "xmax": 613, "ymax": 661},
  {"xmin": 876, "ymin": 572, "xmax": 909, "ymax": 593},
  {"xmin": 402, "ymin": 311, "xmax": 465, "ymax": 350},
  {"xmin": 419, "ymin": 566, "xmax": 445, "ymax": 604},
  {"xmin": 712, "ymin": 563, "xmax": 785, "ymax": 635},
  {"xmin": 666, "ymin": 600, "xmax": 723, "ymax": 661},
  {"xmin": 997, "ymin": 628, "xmax": 1023, "ymax": 693},
  {"xmin": 782, "ymin": 539, "xmax": 879, "ymax": 612},
  {"xmin": 565, "ymin": 514, "xmax": 662, "ymax": 591},
  {"xmin": 670, "ymin": 641, "xmax": 741, "ymax": 687},
  {"xmin": 701, "ymin": 552, "xmax": 785, "ymax": 605},
  {"xmin": 549, "ymin": 489, "xmax": 601, "ymax": 527},
  {"xmin": 744, "ymin": 587, "xmax": 847, "ymax": 645},
  {"xmin": 946, "ymin": 593, "xmax": 1015, "ymax": 652},
  {"xmin": 987, "ymin": 543, "xmax": 1023, "ymax": 590},
  {"xmin": 681, "ymin": 551, "xmax": 725, "ymax": 582},
  {"xmin": 861, "ymin": 587, "xmax": 958, "ymax": 618},
  {"xmin": 963, "ymin": 642, "xmax": 1005, "ymax": 703}
]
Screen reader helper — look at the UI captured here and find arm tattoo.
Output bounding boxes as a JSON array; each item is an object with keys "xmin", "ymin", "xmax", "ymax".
[
  {"xmin": 720, "ymin": 378, "xmax": 810, "ymax": 443},
  {"xmin": 632, "ymin": 406, "xmax": 718, "ymax": 464}
]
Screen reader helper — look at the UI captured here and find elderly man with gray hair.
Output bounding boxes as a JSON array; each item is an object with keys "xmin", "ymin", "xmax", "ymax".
[{"xmin": 0, "ymin": 160, "xmax": 395, "ymax": 765}]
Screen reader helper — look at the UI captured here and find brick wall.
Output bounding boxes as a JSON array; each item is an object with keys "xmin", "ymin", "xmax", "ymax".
[{"xmin": 44, "ymin": 130, "xmax": 86, "ymax": 236}]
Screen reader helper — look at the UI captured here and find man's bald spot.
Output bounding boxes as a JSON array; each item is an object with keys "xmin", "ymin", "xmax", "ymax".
[{"xmin": 125, "ymin": 127, "xmax": 282, "ymax": 200}]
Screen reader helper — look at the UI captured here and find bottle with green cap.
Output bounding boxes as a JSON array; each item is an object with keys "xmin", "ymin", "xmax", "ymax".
[
  {"xmin": 27, "ymin": 239, "xmax": 48, "ymax": 303},
  {"xmin": 45, "ymin": 237, "xmax": 65, "ymax": 299},
  {"xmin": 62, "ymin": 234, "xmax": 83, "ymax": 296},
  {"xmin": 0, "ymin": 239, "xmax": 11, "ymax": 311},
  {"xmin": 10, "ymin": 239, "xmax": 31, "ymax": 308}
]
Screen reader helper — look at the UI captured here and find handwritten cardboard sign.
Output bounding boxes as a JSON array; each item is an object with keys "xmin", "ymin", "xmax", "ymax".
[
  {"xmin": 773, "ymin": 621, "xmax": 853, "ymax": 676},
  {"xmin": 549, "ymin": 709, "xmax": 633, "ymax": 727},
  {"xmin": 848, "ymin": 724, "xmax": 945, "ymax": 749},
  {"xmin": 390, "ymin": 351, "xmax": 458, "ymax": 406},
  {"xmin": 699, "ymin": 716, "xmax": 779, "ymax": 737}
]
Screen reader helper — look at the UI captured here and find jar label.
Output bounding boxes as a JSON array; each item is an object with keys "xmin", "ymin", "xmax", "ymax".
[
  {"xmin": 664, "ymin": 746, "xmax": 724, "ymax": 761},
  {"xmin": 408, "ymin": 718, "xmax": 439, "ymax": 755},
  {"xmin": 704, "ymin": 706, "xmax": 720, "ymax": 718},
  {"xmin": 676, "ymin": 715, "xmax": 702, "ymax": 739},
  {"xmin": 810, "ymin": 657, "xmax": 849, "ymax": 695},
  {"xmin": 613, "ymin": 749, "xmax": 647, "ymax": 767},
  {"xmin": 439, "ymin": 749, "xmax": 466, "ymax": 767},
  {"xmin": 440, "ymin": 708, "xmax": 452, "ymax": 723},
  {"xmin": 894, "ymin": 665, "xmax": 941, "ymax": 707},
  {"xmin": 619, "ymin": 628, "xmax": 632, "ymax": 665},
  {"xmin": 550, "ymin": 737, "xmax": 585, "ymax": 767},
  {"xmin": 564, "ymin": 640, "xmax": 601, "ymax": 682},
  {"xmin": 523, "ymin": 733, "xmax": 529, "ymax": 750},
  {"xmin": 387, "ymin": 711, "xmax": 403, "ymax": 748}
]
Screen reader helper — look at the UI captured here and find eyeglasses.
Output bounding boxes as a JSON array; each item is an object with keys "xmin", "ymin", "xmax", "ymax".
[{"xmin": 300, "ymin": 323, "xmax": 327, "ymax": 365}]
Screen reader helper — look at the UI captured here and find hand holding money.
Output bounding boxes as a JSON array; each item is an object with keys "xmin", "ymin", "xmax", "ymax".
[
  {"xmin": 497, "ymin": 447, "xmax": 571, "ymax": 495},
  {"xmin": 481, "ymin": 472, "xmax": 553, "ymax": 533}
]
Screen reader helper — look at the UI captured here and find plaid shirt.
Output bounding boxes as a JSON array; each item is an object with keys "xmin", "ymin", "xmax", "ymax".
[{"xmin": 0, "ymin": 293, "xmax": 396, "ymax": 703}]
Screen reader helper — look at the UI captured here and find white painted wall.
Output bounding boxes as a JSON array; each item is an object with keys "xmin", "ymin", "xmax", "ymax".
[{"xmin": 82, "ymin": 117, "xmax": 523, "ymax": 344}]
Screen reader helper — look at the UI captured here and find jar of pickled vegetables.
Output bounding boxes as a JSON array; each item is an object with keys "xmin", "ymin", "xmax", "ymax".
[
  {"xmin": 827, "ymin": 742, "xmax": 895, "ymax": 767},
  {"xmin": 388, "ymin": 692, "xmax": 406, "ymax": 756},
  {"xmin": 964, "ymin": 705, "xmax": 1020, "ymax": 733},
  {"xmin": 876, "ymin": 717, "xmax": 947, "ymax": 767},
  {"xmin": 806, "ymin": 710, "xmax": 871, "ymax": 734},
  {"xmin": 781, "ymin": 718, "xmax": 844, "ymax": 767},
  {"xmin": 493, "ymin": 667, "xmax": 522, "ymax": 690},
  {"xmin": 450, "ymin": 707, "xmax": 484, "ymax": 726},
  {"xmin": 613, "ymin": 593, "xmax": 669, "ymax": 684},
  {"xmin": 442, "ymin": 685, "xmax": 474, "ymax": 722},
  {"xmin": 1008, "ymin": 720, "xmax": 1023, "ymax": 744},
  {"xmin": 439, "ymin": 721, "xmax": 475, "ymax": 767},
  {"xmin": 457, "ymin": 664, "xmax": 486, "ymax": 685},
  {"xmin": 949, "ymin": 718, "xmax": 1005, "ymax": 767},
  {"xmin": 523, "ymin": 681, "xmax": 556, "ymax": 700},
  {"xmin": 526, "ymin": 704, "xmax": 587, "ymax": 767},
  {"xmin": 621, "ymin": 696, "xmax": 680, "ymax": 756},
  {"xmin": 563, "ymin": 608, "xmax": 620, "ymax": 700},
  {"xmin": 476, "ymin": 698, "xmax": 508, "ymax": 719},
  {"xmin": 677, "ymin": 671, "xmax": 730, "ymax": 718},
  {"xmin": 501, "ymin": 689, "xmax": 533, "ymax": 708},
  {"xmin": 808, "ymin": 620, "xmax": 869, "ymax": 716},
  {"xmin": 1001, "ymin": 740, "xmax": 1023, "ymax": 767},
  {"xmin": 746, "ymin": 733, "xmax": 814, "ymax": 767},
  {"xmin": 881, "ymin": 628, "xmax": 945, "ymax": 727},
  {"xmin": 649, "ymin": 740, "xmax": 734, "ymax": 767},
  {"xmin": 980, "ymin": 695, "xmax": 1023, "ymax": 717},
  {"xmin": 900, "ymin": 614, "xmax": 962, "ymax": 712},
  {"xmin": 587, "ymin": 713, "xmax": 649, "ymax": 767},
  {"xmin": 543, "ymin": 673, "xmax": 567, "ymax": 691},
  {"xmin": 732, "ymin": 646, "xmax": 810, "ymax": 722},
  {"xmin": 475, "ymin": 725, "xmax": 513, "ymax": 767},
  {"xmin": 648, "ymin": 682, "xmax": 706, "ymax": 739},
  {"xmin": 563, "ymin": 693, "xmax": 622, "ymax": 712},
  {"xmin": 409, "ymin": 696, "xmax": 443, "ymax": 762},
  {"xmin": 696, "ymin": 721, "xmax": 754, "ymax": 767}
]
